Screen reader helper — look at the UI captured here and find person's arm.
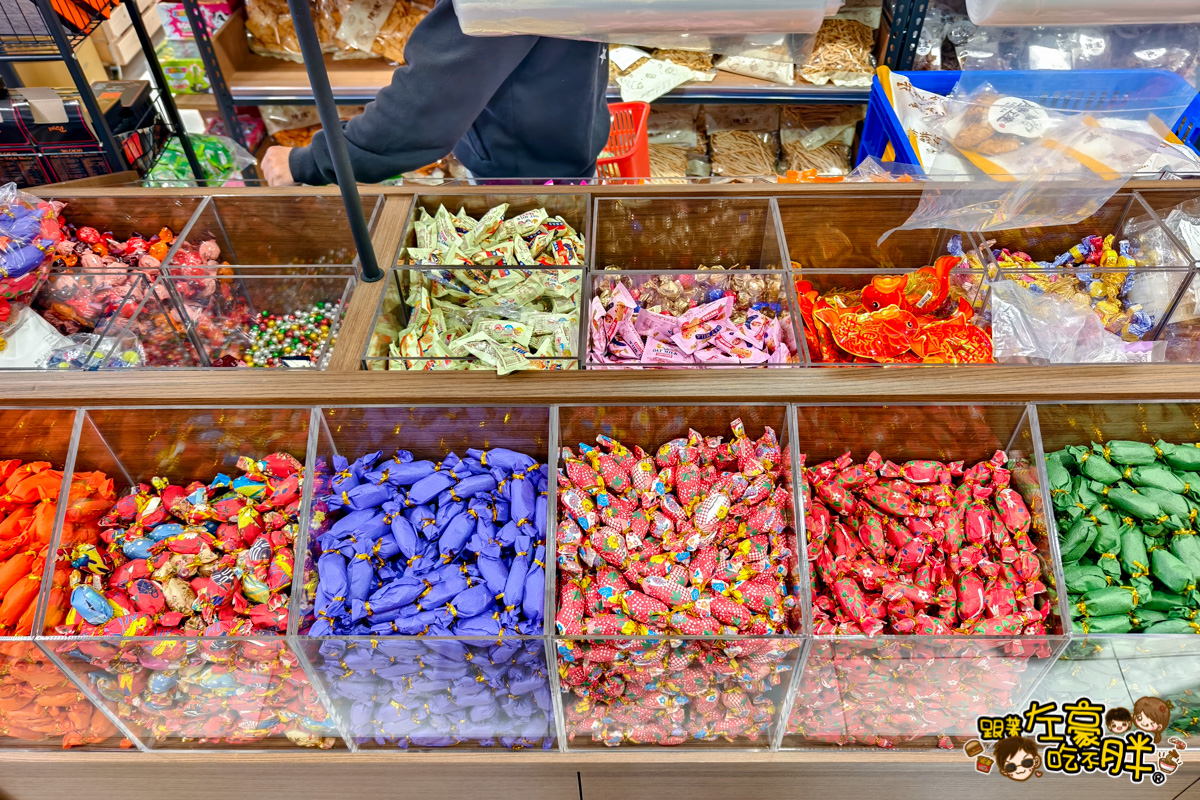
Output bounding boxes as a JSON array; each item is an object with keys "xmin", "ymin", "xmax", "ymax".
[{"xmin": 286, "ymin": 0, "xmax": 538, "ymax": 185}]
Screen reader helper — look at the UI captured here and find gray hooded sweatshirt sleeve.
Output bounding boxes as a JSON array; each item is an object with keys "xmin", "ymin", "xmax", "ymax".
[{"xmin": 288, "ymin": 0, "xmax": 611, "ymax": 184}]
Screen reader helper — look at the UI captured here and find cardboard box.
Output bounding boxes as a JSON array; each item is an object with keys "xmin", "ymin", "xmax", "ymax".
[
  {"xmin": 157, "ymin": 0, "xmax": 238, "ymax": 40},
  {"xmin": 157, "ymin": 39, "xmax": 211, "ymax": 94},
  {"xmin": 93, "ymin": 4, "xmax": 164, "ymax": 67},
  {"xmin": 15, "ymin": 37, "xmax": 107, "ymax": 86},
  {"xmin": 97, "ymin": 0, "xmax": 156, "ymax": 41}
]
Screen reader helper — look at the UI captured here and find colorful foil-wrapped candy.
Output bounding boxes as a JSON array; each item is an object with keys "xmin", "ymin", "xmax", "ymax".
[
  {"xmin": 306, "ymin": 447, "xmax": 548, "ymax": 637},
  {"xmin": 60, "ymin": 452, "xmax": 305, "ymax": 636},
  {"xmin": 796, "ymin": 239, "xmax": 993, "ymax": 364},
  {"xmin": 589, "ymin": 273, "xmax": 800, "ymax": 366},
  {"xmin": 990, "ymin": 233, "xmax": 1155, "ymax": 342},
  {"xmin": 0, "ymin": 456, "xmax": 119, "ymax": 748},
  {"xmin": 1047, "ymin": 439, "xmax": 1200, "ymax": 635},
  {"xmin": 560, "ymin": 637, "xmax": 799, "ymax": 746},
  {"xmin": 0, "ymin": 183, "xmax": 64, "ymax": 307},
  {"xmin": 372, "ymin": 268, "xmax": 582, "ymax": 374},
  {"xmin": 315, "ymin": 639, "xmax": 555, "ymax": 749},
  {"xmin": 368, "ymin": 203, "xmax": 585, "ymax": 373},
  {"xmin": 804, "ymin": 450, "xmax": 1052, "ymax": 636},
  {"xmin": 55, "ymin": 638, "xmax": 337, "ymax": 747},
  {"xmin": 0, "ymin": 459, "xmax": 116, "ymax": 636}
]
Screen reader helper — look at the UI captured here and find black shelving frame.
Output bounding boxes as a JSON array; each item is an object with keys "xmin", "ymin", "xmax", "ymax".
[{"xmin": 0, "ymin": 0, "xmax": 203, "ymax": 180}]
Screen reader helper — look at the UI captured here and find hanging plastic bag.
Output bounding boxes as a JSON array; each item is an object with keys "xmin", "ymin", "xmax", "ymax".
[{"xmin": 0, "ymin": 183, "xmax": 63, "ymax": 307}]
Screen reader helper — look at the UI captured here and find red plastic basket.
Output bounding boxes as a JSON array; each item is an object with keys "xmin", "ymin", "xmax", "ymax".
[{"xmin": 597, "ymin": 101, "xmax": 651, "ymax": 181}]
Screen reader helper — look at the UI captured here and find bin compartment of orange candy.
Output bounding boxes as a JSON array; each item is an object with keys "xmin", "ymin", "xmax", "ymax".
[{"xmin": 0, "ymin": 421, "xmax": 121, "ymax": 748}]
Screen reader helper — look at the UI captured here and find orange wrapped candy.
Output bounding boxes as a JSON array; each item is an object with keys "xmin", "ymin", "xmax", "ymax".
[{"xmin": 0, "ymin": 459, "xmax": 118, "ymax": 748}]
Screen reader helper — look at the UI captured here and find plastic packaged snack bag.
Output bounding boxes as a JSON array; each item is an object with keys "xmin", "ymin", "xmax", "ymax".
[
  {"xmin": 800, "ymin": 16, "xmax": 877, "ymax": 86},
  {"xmin": 780, "ymin": 105, "xmax": 862, "ymax": 175},
  {"xmin": 705, "ymin": 105, "xmax": 781, "ymax": 178},
  {"xmin": 647, "ymin": 105, "xmax": 702, "ymax": 182},
  {"xmin": 335, "ymin": 0, "xmax": 430, "ymax": 62}
]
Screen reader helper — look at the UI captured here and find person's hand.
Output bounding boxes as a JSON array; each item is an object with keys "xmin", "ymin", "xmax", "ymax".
[{"xmin": 262, "ymin": 145, "xmax": 296, "ymax": 186}]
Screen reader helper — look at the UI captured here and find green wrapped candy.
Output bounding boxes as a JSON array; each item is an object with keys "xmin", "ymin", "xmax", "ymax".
[
  {"xmin": 1100, "ymin": 440, "xmax": 1158, "ymax": 466},
  {"xmin": 1070, "ymin": 446, "xmax": 1122, "ymax": 484},
  {"xmin": 1061, "ymin": 517, "xmax": 1099, "ymax": 562},
  {"xmin": 1143, "ymin": 591, "xmax": 1189, "ymax": 611},
  {"xmin": 1075, "ymin": 478, "xmax": 1104, "ymax": 510},
  {"xmin": 1046, "ymin": 451, "xmax": 1074, "ymax": 506},
  {"xmin": 1073, "ymin": 614, "xmax": 1134, "ymax": 634},
  {"xmin": 1143, "ymin": 618, "xmax": 1200, "ymax": 634},
  {"xmin": 1128, "ymin": 464, "xmax": 1188, "ymax": 494},
  {"xmin": 1064, "ymin": 563, "xmax": 1112, "ymax": 593},
  {"xmin": 1105, "ymin": 484, "xmax": 1163, "ymax": 520},
  {"xmin": 1120, "ymin": 527, "xmax": 1152, "ymax": 579},
  {"xmin": 1151, "ymin": 547, "xmax": 1197, "ymax": 595},
  {"xmin": 1077, "ymin": 585, "xmax": 1138, "ymax": 617},
  {"xmin": 1156, "ymin": 440, "xmax": 1200, "ymax": 472},
  {"xmin": 1171, "ymin": 532, "xmax": 1200, "ymax": 576},
  {"xmin": 1130, "ymin": 608, "xmax": 1169, "ymax": 629}
]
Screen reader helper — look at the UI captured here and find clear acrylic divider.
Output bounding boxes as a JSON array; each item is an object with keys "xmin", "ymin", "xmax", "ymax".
[
  {"xmin": 0, "ymin": 408, "xmax": 136, "ymax": 750},
  {"xmin": 169, "ymin": 194, "xmax": 380, "ymax": 269}
]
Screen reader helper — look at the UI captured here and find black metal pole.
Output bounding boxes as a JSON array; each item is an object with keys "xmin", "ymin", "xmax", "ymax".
[
  {"xmin": 282, "ymin": 0, "xmax": 381, "ymax": 282},
  {"xmin": 179, "ymin": 0, "xmax": 262, "ymax": 181},
  {"xmin": 31, "ymin": 0, "xmax": 127, "ymax": 173},
  {"xmin": 123, "ymin": 0, "xmax": 204, "ymax": 181}
]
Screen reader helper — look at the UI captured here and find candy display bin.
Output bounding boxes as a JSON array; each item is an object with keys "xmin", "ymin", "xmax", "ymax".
[
  {"xmin": 977, "ymin": 192, "xmax": 1200, "ymax": 364},
  {"xmin": 40, "ymin": 407, "xmax": 344, "ymax": 750},
  {"xmin": 1035, "ymin": 402, "xmax": 1200, "ymax": 745},
  {"xmin": 585, "ymin": 269, "xmax": 803, "ymax": 369},
  {"xmin": 591, "ymin": 197, "xmax": 785, "ymax": 271},
  {"xmin": 776, "ymin": 192, "xmax": 983, "ymax": 272},
  {"xmin": 293, "ymin": 405, "xmax": 557, "ymax": 751},
  {"xmin": 554, "ymin": 404, "xmax": 808, "ymax": 749},
  {"xmin": 86, "ymin": 279, "xmax": 205, "ymax": 368},
  {"xmin": 784, "ymin": 403, "xmax": 1068, "ymax": 749},
  {"xmin": 47, "ymin": 194, "xmax": 206, "ymax": 250},
  {"xmin": 160, "ymin": 271, "xmax": 356, "ymax": 368},
  {"xmin": 363, "ymin": 266, "xmax": 582, "ymax": 372},
  {"xmin": 0, "ymin": 408, "xmax": 133, "ymax": 749},
  {"xmin": 168, "ymin": 194, "xmax": 382, "ymax": 269}
]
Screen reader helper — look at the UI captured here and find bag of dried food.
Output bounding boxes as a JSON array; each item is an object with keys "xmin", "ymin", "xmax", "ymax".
[{"xmin": 706, "ymin": 105, "xmax": 781, "ymax": 178}]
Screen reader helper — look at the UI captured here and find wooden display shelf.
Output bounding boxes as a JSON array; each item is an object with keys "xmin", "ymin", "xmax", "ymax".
[
  {"xmin": 204, "ymin": 9, "xmax": 869, "ymax": 106},
  {"xmin": 4, "ymin": 181, "xmax": 1200, "ymax": 800}
]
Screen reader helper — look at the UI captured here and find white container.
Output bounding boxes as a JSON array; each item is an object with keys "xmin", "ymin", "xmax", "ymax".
[{"xmin": 966, "ymin": 0, "xmax": 1200, "ymax": 27}]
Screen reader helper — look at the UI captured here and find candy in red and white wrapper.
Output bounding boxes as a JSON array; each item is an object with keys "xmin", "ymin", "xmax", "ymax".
[{"xmin": 556, "ymin": 416, "xmax": 802, "ymax": 746}]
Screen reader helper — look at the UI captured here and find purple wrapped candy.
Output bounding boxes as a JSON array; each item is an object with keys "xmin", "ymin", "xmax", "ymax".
[{"xmin": 307, "ymin": 446, "xmax": 548, "ymax": 637}]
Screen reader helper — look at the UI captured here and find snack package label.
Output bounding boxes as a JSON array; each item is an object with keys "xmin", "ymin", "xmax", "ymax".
[{"xmin": 987, "ymin": 97, "xmax": 1051, "ymax": 139}]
